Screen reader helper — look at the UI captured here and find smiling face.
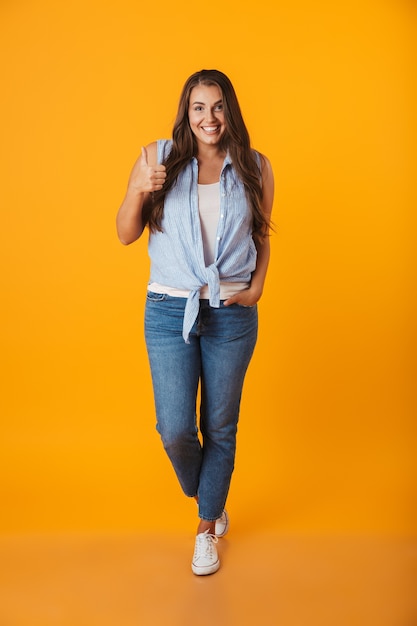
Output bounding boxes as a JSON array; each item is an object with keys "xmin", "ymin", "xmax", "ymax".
[{"xmin": 188, "ymin": 84, "xmax": 226, "ymax": 150}]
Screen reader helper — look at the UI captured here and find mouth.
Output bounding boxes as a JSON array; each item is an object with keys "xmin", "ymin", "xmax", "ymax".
[{"xmin": 201, "ymin": 126, "xmax": 220, "ymax": 135}]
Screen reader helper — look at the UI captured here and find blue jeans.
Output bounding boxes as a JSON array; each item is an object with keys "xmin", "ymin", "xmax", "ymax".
[{"xmin": 144, "ymin": 292, "xmax": 258, "ymax": 521}]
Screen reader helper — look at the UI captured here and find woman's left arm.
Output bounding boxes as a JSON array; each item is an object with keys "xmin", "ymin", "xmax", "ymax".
[{"xmin": 224, "ymin": 155, "xmax": 274, "ymax": 307}]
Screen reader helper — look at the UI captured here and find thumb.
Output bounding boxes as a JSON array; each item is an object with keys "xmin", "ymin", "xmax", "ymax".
[{"xmin": 140, "ymin": 146, "xmax": 148, "ymax": 166}]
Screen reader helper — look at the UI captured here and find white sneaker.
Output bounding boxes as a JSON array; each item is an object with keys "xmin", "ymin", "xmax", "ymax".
[
  {"xmin": 191, "ymin": 530, "xmax": 220, "ymax": 576},
  {"xmin": 215, "ymin": 510, "xmax": 229, "ymax": 538}
]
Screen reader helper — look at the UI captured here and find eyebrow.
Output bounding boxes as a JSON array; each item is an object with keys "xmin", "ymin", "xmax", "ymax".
[{"xmin": 191, "ymin": 99, "xmax": 223, "ymax": 106}]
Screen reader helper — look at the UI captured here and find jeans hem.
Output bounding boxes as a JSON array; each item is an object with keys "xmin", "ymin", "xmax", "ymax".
[{"xmin": 198, "ymin": 513, "xmax": 222, "ymax": 522}]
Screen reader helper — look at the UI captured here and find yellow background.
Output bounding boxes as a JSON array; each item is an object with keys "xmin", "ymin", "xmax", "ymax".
[{"xmin": 0, "ymin": 0, "xmax": 415, "ymax": 534}]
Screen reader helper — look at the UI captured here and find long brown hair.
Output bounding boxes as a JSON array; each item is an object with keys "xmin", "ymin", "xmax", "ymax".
[{"xmin": 148, "ymin": 69, "xmax": 270, "ymax": 241}]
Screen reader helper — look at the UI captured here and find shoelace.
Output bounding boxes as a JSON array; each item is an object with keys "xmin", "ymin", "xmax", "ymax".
[{"xmin": 194, "ymin": 531, "xmax": 218, "ymax": 558}]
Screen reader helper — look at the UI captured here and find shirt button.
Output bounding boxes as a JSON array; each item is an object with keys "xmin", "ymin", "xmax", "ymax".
[
  {"xmin": 221, "ymin": 193, "xmax": 226, "ymax": 197},
  {"xmin": 217, "ymin": 236, "xmax": 220, "ymax": 241},
  {"xmin": 220, "ymin": 214, "xmax": 224, "ymax": 218}
]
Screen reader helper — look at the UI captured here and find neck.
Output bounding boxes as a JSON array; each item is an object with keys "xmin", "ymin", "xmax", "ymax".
[{"xmin": 196, "ymin": 144, "xmax": 226, "ymax": 162}]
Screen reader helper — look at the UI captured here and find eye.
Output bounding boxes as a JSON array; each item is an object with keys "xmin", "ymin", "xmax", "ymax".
[
  {"xmin": 194, "ymin": 106, "xmax": 203, "ymax": 112},
  {"xmin": 215, "ymin": 104, "xmax": 223, "ymax": 111}
]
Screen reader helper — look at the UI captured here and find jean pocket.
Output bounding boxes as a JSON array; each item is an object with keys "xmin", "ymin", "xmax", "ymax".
[
  {"xmin": 235, "ymin": 303, "xmax": 257, "ymax": 309},
  {"xmin": 146, "ymin": 291, "xmax": 167, "ymax": 302}
]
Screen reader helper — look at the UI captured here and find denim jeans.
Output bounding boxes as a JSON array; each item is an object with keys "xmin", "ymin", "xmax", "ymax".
[{"xmin": 144, "ymin": 292, "xmax": 258, "ymax": 521}]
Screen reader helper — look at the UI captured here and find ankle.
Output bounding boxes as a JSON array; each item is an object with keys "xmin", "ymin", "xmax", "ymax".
[{"xmin": 197, "ymin": 520, "xmax": 215, "ymax": 535}]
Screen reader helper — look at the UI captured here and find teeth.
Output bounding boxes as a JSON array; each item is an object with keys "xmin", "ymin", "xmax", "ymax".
[{"xmin": 202, "ymin": 127, "xmax": 218, "ymax": 132}]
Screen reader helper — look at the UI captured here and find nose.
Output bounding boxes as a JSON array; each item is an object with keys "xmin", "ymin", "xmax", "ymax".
[{"xmin": 205, "ymin": 108, "xmax": 216, "ymax": 122}]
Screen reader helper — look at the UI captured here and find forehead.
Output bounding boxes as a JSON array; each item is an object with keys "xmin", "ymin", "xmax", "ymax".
[{"xmin": 189, "ymin": 84, "xmax": 223, "ymax": 104}]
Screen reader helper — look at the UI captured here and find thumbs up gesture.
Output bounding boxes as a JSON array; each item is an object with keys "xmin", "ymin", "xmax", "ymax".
[{"xmin": 128, "ymin": 144, "xmax": 167, "ymax": 194}]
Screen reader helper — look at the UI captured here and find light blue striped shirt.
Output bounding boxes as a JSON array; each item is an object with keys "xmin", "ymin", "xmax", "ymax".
[{"xmin": 148, "ymin": 139, "xmax": 258, "ymax": 342}]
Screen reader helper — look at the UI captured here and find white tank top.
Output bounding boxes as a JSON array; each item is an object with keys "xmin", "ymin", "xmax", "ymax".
[{"xmin": 198, "ymin": 181, "xmax": 221, "ymax": 266}]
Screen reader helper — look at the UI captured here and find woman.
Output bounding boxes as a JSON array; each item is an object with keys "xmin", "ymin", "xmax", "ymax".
[{"xmin": 116, "ymin": 69, "xmax": 274, "ymax": 575}]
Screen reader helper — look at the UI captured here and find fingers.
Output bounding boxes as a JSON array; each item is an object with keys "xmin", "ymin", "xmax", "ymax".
[
  {"xmin": 150, "ymin": 166, "xmax": 166, "ymax": 191},
  {"xmin": 224, "ymin": 289, "xmax": 259, "ymax": 307}
]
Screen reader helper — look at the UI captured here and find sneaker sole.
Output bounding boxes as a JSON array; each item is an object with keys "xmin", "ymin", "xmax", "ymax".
[{"xmin": 192, "ymin": 559, "xmax": 220, "ymax": 576}]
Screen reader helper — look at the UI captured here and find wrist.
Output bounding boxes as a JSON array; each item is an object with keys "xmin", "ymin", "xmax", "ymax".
[
  {"xmin": 126, "ymin": 181, "xmax": 147, "ymax": 198},
  {"xmin": 249, "ymin": 283, "xmax": 263, "ymax": 299}
]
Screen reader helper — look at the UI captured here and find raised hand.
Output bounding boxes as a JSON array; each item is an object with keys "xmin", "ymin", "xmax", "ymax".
[{"xmin": 128, "ymin": 145, "xmax": 167, "ymax": 194}]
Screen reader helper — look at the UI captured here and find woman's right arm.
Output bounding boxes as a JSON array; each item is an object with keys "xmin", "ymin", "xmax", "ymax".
[{"xmin": 116, "ymin": 142, "xmax": 166, "ymax": 245}]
